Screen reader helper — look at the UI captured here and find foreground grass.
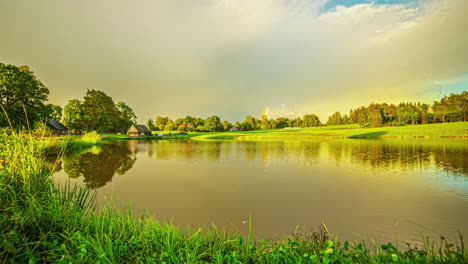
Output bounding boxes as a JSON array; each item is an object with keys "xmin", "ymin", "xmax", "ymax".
[
  {"xmin": 1, "ymin": 131, "xmax": 467, "ymax": 263},
  {"xmin": 193, "ymin": 122, "xmax": 468, "ymax": 140}
]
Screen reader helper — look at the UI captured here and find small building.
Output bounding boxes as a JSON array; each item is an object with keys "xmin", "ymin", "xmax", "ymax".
[
  {"xmin": 229, "ymin": 127, "xmax": 242, "ymax": 132},
  {"xmin": 127, "ymin": 124, "xmax": 152, "ymax": 137},
  {"xmin": 46, "ymin": 120, "xmax": 69, "ymax": 135}
]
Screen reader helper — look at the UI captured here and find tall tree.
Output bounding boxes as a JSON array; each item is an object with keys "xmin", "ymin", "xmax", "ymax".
[
  {"xmin": 242, "ymin": 115, "xmax": 257, "ymax": 131},
  {"xmin": 147, "ymin": 118, "xmax": 156, "ymax": 131},
  {"xmin": 81, "ymin": 89, "xmax": 120, "ymax": 132},
  {"xmin": 63, "ymin": 99, "xmax": 85, "ymax": 134},
  {"xmin": 222, "ymin": 120, "xmax": 233, "ymax": 131},
  {"xmin": 368, "ymin": 104, "xmax": 383, "ymax": 127},
  {"xmin": 116, "ymin": 101, "xmax": 137, "ymax": 131},
  {"xmin": 0, "ymin": 63, "xmax": 51, "ymax": 129},
  {"xmin": 327, "ymin": 112, "xmax": 343, "ymax": 126},
  {"xmin": 260, "ymin": 114, "xmax": 269, "ymax": 130},
  {"xmin": 204, "ymin": 116, "xmax": 222, "ymax": 132},
  {"xmin": 155, "ymin": 116, "xmax": 168, "ymax": 130},
  {"xmin": 302, "ymin": 114, "xmax": 321, "ymax": 127}
]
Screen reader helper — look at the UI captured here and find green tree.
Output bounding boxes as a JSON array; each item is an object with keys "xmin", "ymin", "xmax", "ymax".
[
  {"xmin": 116, "ymin": 101, "xmax": 137, "ymax": 131},
  {"xmin": 222, "ymin": 121, "xmax": 233, "ymax": 131},
  {"xmin": 0, "ymin": 63, "xmax": 51, "ymax": 129},
  {"xmin": 174, "ymin": 118, "xmax": 184, "ymax": 128},
  {"xmin": 302, "ymin": 114, "xmax": 321, "ymax": 127},
  {"xmin": 81, "ymin": 89, "xmax": 120, "ymax": 132},
  {"xmin": 275, "ymin": 117, "xmax": 289, "ymax": 128},
  {"xmin": 260, "ymin": 114, "xmax": 269, "ymax": 130},
  {"xmin": 327, "ymin": 112, "xmax": 342, "ymax": 126},
  {"xmin": 63, "ymin": 99, "xmax": 85, "ymax": 134},
  {"xmin": 45, "ymin": 104, "xmax": 63, "ymax": 121},
  {"xmin": 292, "ymin": 117, "xmax": 302, "ymax": 127},
  {"xmin": 183, "ymin": 116, "xmax": 194, "ymax": 126},
  {"xmin": 342, "ymin": 114, "xmax": 350, "ymax": 125},
  {"xmin": 164, "ymin": 119, "xmax": 175, "ymax": 131},
  {"xmin": 204, "ymin": 116, "xmax": 222, "ymax": 132},
  {"xmin": 155, "ymin": 116, "xmax": 168, "ymax": 130},
  {"xmin": 241, "ymin": 115, "xmax": 257, "ymax": 131},
  {"xmin": 147, "ymin": 118, "xmax": 156, "ymax": 131},
  {"xmin": 268, "ymin": 119, "xmax": 278, "ymax": 129},
  {"xmin": 368, "ymin": 105, "xmax": 382, "ymax": 127}
]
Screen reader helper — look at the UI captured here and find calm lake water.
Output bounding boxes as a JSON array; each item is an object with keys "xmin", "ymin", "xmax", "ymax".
[{"xmin": 52, "ymin": 139, "xmax": 468, "ymax": 245}]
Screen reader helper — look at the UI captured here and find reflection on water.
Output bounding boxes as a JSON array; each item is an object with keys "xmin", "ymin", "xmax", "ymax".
[
  {"xmin": 59, "ymin": 141, "xmax": 136, "ymax": 188},
  {"xmin": 53, "ymin": 139, "xmax": 468, "ymax": 244}
]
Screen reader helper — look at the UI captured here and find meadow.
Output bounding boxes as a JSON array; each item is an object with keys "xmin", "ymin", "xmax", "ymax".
[
  {"xmin": 192, "ymin": 122, "xmax": 468, "ymax": 140},
  {"xmin": 1, "ymin": 129, "xmax": 467, "ymax": 263}
]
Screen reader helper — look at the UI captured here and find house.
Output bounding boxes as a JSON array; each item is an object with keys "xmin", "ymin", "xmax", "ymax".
[
  {"xmin": 229, "ymin": 127, "xmax": 242, "ymax": 132},
  {"xmin": 46, "ymin": 120, "xmax": 69, "ymax": 135},
  {"xmin": 127, "ymin": 124, "xmax": 152, "ymax": 137}
]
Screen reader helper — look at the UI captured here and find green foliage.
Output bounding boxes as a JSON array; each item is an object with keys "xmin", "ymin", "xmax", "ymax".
[
  {"xmin": 62, "ymin": 90, "xmax": 136, "ymax": 133},
  {"xmin": 327, "ymin": 112, "xmax": 343, "ymax": 126},
  {"xmin": 81, "ymin": 131, "xmax": 102, "ymax": 145},
  {"xmin": 204, "ymin": 115, "xmax": 223, "ymax": 132},
  {"xmin": 116, "ymin": 101, "xmax": 137, "ymax": 131},
  {"xmin": 0, "ymin": 63, "xmax": 61, "ymax": 129},
  {"xmin": 242, "ymin": 115, "xmax": 258, "ymax": 131},
  {"xmin": 303, "ymin": 114, "xmax": 321, "ymax": 127},
  {"xmin": 147, "ymin": 118, "xmax": 156, "ymax": 131},
  {"xmin": 346, "ymin": 92, "xmax": 467, "ymax": 128},
  {"xmin": 155, "ymin": 116, "xmax": 169, "ymax": 130}
]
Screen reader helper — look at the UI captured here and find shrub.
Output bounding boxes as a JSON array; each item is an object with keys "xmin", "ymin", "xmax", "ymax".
[{"xmin": 81, "ymin": 131, "xmax": 102, "ymax": 145}]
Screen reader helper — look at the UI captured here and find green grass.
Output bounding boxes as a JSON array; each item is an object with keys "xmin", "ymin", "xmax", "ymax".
[
  {"xmin": 1, "ymin": 129, "xmax": 467, "ymax": 263},
  {"xmin": 193, "ymin": 122, "xmax": 468, "ymax": 140}
]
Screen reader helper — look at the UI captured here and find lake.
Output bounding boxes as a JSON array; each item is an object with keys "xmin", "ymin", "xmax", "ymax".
[{"xmin": 52, "ymin": 139, "xmax": 468, "ymax": 245}]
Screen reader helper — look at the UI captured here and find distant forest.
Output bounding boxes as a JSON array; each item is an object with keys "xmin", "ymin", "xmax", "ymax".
[
  {"xmin": 151, "ymin": 91, "xmax": 467, "ymax": 132},
  {"xmin": 0, "ymin": 63, "xmax": 466, "ymax": 133}
]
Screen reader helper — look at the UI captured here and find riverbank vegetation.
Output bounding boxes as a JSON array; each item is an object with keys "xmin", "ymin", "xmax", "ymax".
[{"xmin": 1, "ymin": 130, "xmax": 467, "ymax": 263}]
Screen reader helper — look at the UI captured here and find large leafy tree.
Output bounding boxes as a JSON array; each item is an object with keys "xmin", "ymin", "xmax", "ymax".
[
  {"xmin": 302, "ymin": 114, "xmax": 321, "ymax": 127},
  {"xmin": 81, "ymin": 89, "xmax": 120, "ymax": 132},
  {"xmin": 0, "ymin": 63, "xmax": 54, "ymax": 128},
  {"xmin": 155, "ymin": 116, "xmax": 169, "ymax": 130},
  {"xmin": 116, "ymin": 101, "xmax": 137, "ymax": 131},
  {"xmin": 241, "ymin": 115, "xmax": 257, "ymax": 131},
  {"xmin": 63, "ymin": 90, "xmax": 136, "ymax": 133},
  {"xmin": 204, "ymin": 116, "xmax": 222, "ymax": 132}
]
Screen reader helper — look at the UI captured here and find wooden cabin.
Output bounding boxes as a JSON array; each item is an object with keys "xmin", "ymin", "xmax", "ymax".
[
  {"xmin": 46, "ymin": 120, "xmax": 69, "ymax": 135},
  {"xmin": 127, "ymin": 124, "xmax": 152, "ymax": 137}
]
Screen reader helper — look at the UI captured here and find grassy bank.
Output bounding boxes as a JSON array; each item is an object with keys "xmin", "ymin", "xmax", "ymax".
[
  {"xmin": 193, "ymin": 122, "xmax": 468, "ymax": 140},
  {"xmin": 102, "ymin": 132, "xmax": 206, "ymax": 140},
  {"xmin": 1, "ymin": 130, "xmax": 466, "ymax": 263}
]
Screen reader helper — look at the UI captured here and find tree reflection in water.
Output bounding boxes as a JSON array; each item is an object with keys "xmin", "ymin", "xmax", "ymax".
[{"xmin": 62, "ymin": 141, "xmax": 136, "ymax": 188}]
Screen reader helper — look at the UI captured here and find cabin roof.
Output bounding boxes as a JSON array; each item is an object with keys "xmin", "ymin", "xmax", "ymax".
[
  {"xmin": 128, "ymin": 124, "xmax": 151, "ymax": 134},
  {"xmin": 47, "ymin": 120, "xmax": 68, "ymax": 130}
]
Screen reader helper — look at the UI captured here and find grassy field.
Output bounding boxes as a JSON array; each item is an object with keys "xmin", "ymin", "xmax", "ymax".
[
  {"xmin": 192, "ymin": 122, "xmax": 468, "ymax": 140},
  {"xmin": 1, "ymin": 130, "xmax": 467, "ymax": 263}
]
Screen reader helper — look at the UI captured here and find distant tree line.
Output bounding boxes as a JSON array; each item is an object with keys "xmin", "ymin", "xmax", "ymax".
[
  {"xmin": 326, "ymin": 92, "xmax": 467, "ymax": 127},
  {"xmin": 149, "ymin": 113, "xmax": 322, "ymax": 132},
  {"xmin": 1, "ymin": 62, "xmax": 466, "ymax": 133}
]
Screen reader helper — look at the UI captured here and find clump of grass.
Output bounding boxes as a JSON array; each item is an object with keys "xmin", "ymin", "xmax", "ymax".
[
  {"xmin": 0, "ymin": 128, "xmax": 467, "ymax": 263},
  {"xmin": 81, "ymin": 131, "xmax": 102, "ymax": 145}
]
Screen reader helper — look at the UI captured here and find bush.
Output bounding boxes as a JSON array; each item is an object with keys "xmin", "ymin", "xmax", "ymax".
[{"xmin": 81, "ymin": 131, "xmax": 101, "ymax": 145}]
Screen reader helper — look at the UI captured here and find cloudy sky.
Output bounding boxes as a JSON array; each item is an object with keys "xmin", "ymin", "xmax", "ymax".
[{"xmin": 0, "ymin": 0, "xmax": 467, "ymax": 122}]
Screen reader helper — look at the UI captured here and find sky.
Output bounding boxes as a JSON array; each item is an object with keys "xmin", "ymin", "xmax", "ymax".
[{"xmin": 0, "ymin": 0, "xmax": 467, "ymax": 123}]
